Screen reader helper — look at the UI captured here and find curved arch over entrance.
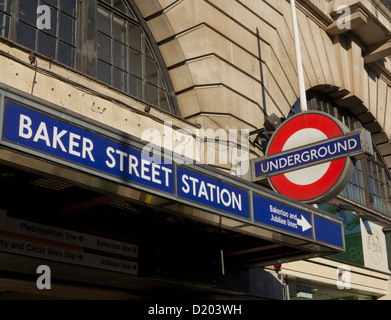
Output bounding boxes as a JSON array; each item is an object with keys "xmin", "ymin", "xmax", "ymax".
[{"xmin": 308, "ymin": 84, "xmax": 389, "ymax": 152}]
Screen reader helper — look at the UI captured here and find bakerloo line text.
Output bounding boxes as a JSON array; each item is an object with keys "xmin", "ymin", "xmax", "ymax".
[{"xmin": 17, "ymin": 114, "xmax": 245, "ymax": 213}]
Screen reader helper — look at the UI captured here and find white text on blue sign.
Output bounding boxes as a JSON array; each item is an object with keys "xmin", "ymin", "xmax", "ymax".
[
  {"xmin": 254, "ymin": 133, "xmax": 363, "ymax": 179},
  {"xmin": 3, "ymin": 101, "xmax": 175, "ymax": 194}
]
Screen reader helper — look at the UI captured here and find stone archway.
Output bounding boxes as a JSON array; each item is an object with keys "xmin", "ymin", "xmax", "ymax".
[{"xmin": 133, "ymin": 0, "xmax": 391, "ymax": 171}]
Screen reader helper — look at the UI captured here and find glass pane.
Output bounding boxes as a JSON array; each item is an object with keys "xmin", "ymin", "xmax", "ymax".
[
  {"xmin": 356, "ymin": 170, "xmax": 362, "ymax": 186},
  {"xmin": 17, "ymin": 22, "xmax": 36, "ymax": 50},
  {"xmin": 58, "ymin": 41, "xmax": 75, "ymax": 67},
  {"xmin": 43, "ymin": 0, "xmax": 58, "ymax": 8},
  {"xmin": 112, "ymin": 14, "xmax": 126, "ymax": 43},
  {"xmin": 43, "ymin": 6, "xmax": 57, "ymax": 37},
  {"xmin": 375, "ymin": 183, "xmax": 381, "ymax": 197},
  {"xmin": 128, "ymin": 75, "xmax": 142, "ymax": 99},
  {"xmin": 145, "ymin": 57, "xmax": 158, "ymax": 86},
  {"xmin": 0, "ymin": 13, "xmax": 10, "ymax": 38},
  {"xmin": 378, "ymin": 198, "xmax": 383, "ymax": 212},
  {"xmin": 128, "ymin": 48, "xmax": 142, "ymax": 77},
  {"xmin": 159, "ymin": 90, "xmax": 171, "ymax": 113},
  {"xmin": 158, "ymin": 73, "xmax": 165, "ymax": 88},
  {"xmin": 351, "ymin": 170, "xmax": 357, "ymax": 184},
  {"xmin": 146, "ymin": 83, "xmax": 158, "ymax": 107},
  {"xmin": 20, "ymin": 0, "xmax": 38, "ymax": 26},
  {"xmin": 113, "ymin": 40, "xmax": 127, "ymax": 70},
  {"xmin": 97, "ymin": 7, "xmax": 111, "ymax": 35},
  {"xmin": 113, "ymin": 67, "xmax": 127, "ymax": 92},
  {"xmin": 59, "ymin": 12, "xmax": 75, "ymax": 45},
  {"xmin": 347, "ymin": 183, "xmax": 353, "ymax": 199},
  {"xmin": 379, "ymin": 200, "xmax": 384, "ymax": 213},
  {"xmin": 128, "ymin": 24, "xmax": 141, "ymax": 51},
  {"xmin": 369, "ymin": 179, "xmax": 375, "ymax": 193},
  {"xmin": 145, "ymin": 43, "xmax": 153, "ymax": 58},
  {"xmin": 359, "ymin": 189, "xmax": 365, "ymax": 205},
  {"xmin": 371, "ymin": 163, "xmax": 377, "ymax": 180},
  {"xmin": 0, "ymin": 0, "xmax": 11, "ymax": 14},
  {"xmin": 60, "ymin": 0, "xmax": 77, "ymax": 17},
  {"xmin": 97, "ymin": 32, "xmax": 111, "ymax": 62},
  {"xmin": 38, "ymin": 31, "xmax": 56, "ymax": 58},
  {"xmin": 113, "ymin": 0, "xmax": 126, "ymax": 14},
  {"xmin": 97, "ymin": 60, "xmax": 111, "ymax": 84},
  {"xmin": 353, "ymin": 185, "xmax": 359, "ymax": 203}
]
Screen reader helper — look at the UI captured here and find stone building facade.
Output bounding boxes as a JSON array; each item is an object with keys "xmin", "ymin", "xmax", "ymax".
[{"xmin": 0, "ymin": 0, "xmax": 390, "ymax": 300}]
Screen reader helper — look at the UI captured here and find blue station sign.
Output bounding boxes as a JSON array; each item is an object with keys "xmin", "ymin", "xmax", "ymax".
[
  {"xmin": 177, "ymin": 166, "xmax": 250, "ymax": 219},
  {"xmin": 0, "ymin": 96, "xmax": 345, "ymax": 252},
  {"xmin": 2, "ymin": 100, "xmax": 175, "ymax": 195}
]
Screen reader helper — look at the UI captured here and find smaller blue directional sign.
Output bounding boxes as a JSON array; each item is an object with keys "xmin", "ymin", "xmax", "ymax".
[{"xmin": 253, "ymin": 193, "xmax": 313, "ymax": 238}]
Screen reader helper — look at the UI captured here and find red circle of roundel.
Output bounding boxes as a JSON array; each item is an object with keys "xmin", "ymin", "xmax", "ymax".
[{"xmin": 267, "ymin": 112, "xmax": 347, "ymax": 202}]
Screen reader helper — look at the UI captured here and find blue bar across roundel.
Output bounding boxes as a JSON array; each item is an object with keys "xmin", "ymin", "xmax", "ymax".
[{"xmin": 254, "ymin": 133, "xmax": 362, "ymax": 179}]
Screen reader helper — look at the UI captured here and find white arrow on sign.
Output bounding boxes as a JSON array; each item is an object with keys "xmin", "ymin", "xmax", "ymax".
[{"xmin": 297, "ymin": 215, "xmax": 312, "ymax": 232}]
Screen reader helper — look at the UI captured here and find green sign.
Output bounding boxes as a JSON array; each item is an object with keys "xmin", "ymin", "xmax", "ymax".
[{"xmin": 319, "ymin": 204, "xmax": 364, "ymax": 266}]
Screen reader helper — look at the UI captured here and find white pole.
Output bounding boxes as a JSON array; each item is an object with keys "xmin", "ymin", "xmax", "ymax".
[{"xmin": 290, "ymin": 0, "xmax": 307, "ymax": 112}]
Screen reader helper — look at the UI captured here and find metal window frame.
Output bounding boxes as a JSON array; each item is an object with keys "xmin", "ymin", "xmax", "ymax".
[
  {"xmin": 10, "ymin": 0, "xmax": 79, "ymax": 67},
  {"xmin": 95, "ymin": 0, "xmax": 180, "ymax": 116},
  {"xmin": 2, "ymin": 0, "xmax": 180, "ymax": 116}
]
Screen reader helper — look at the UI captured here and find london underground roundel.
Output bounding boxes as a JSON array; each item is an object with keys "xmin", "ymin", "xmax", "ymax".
[{"xmin": 255, "ymin": 111, "xmax": 363, "ymax": 203}]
